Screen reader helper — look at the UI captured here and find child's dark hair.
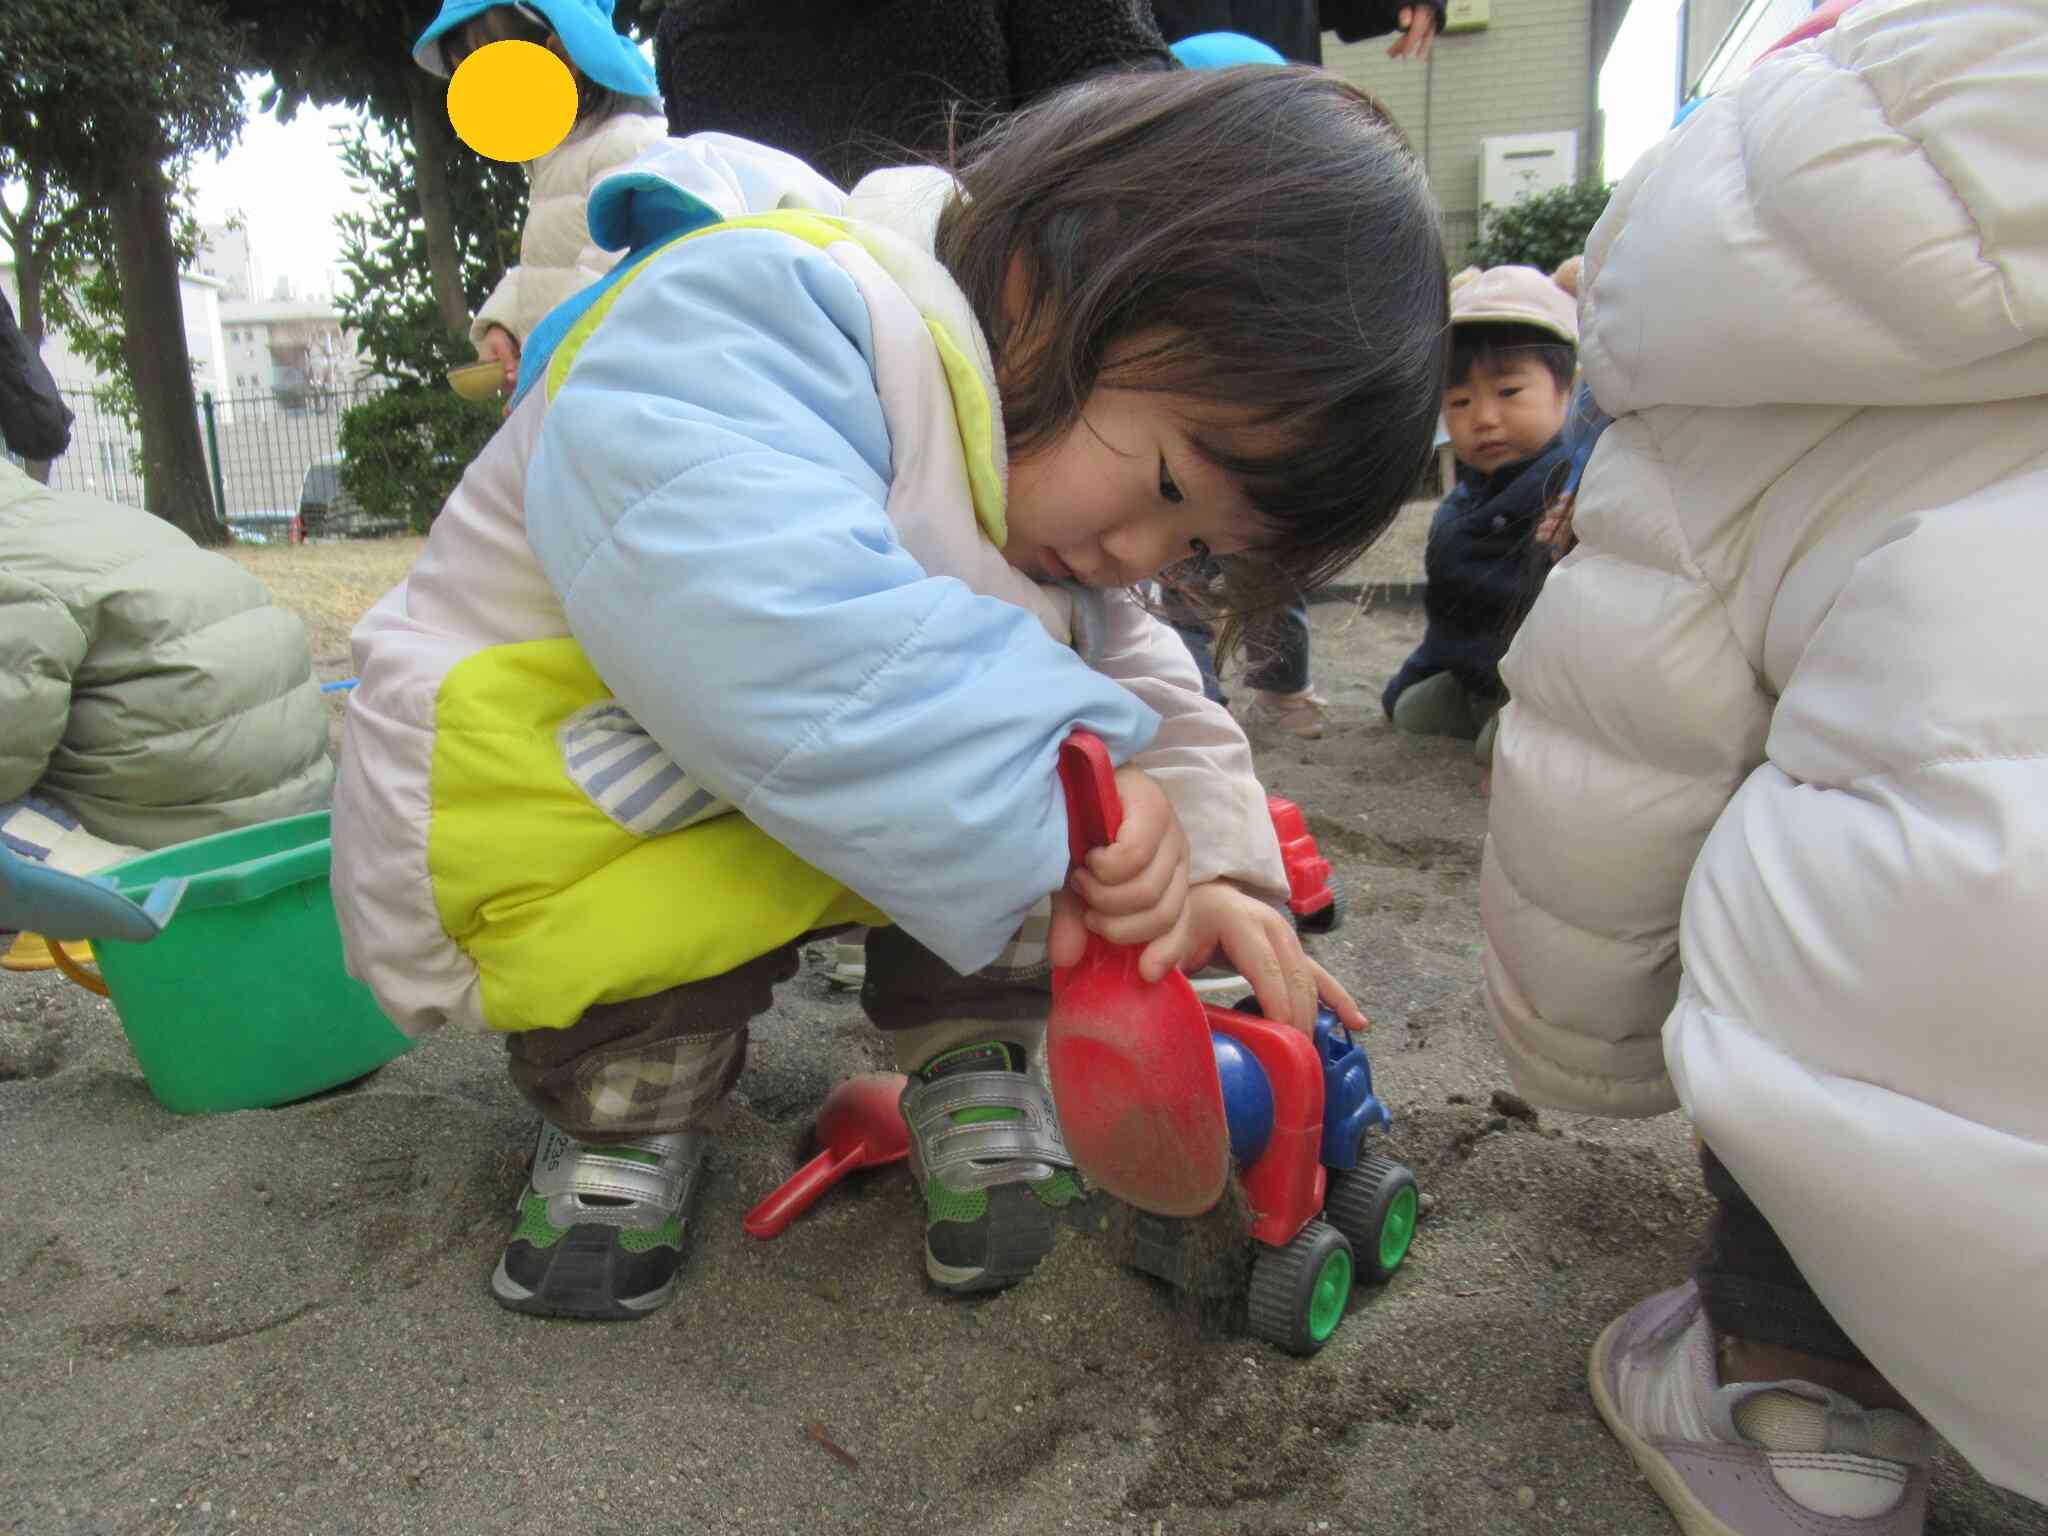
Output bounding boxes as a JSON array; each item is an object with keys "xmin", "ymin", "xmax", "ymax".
[
  {"xmin": 934, "ymin": 68, "xmax": 1448, "ymax": 655},
  {"xmin": 443, "ymin": 4, "xmax": 658, "ymax": 126},
  {"xmin": 1449, "ymin": 322, "xmax": 1576, "ymax": 392}
]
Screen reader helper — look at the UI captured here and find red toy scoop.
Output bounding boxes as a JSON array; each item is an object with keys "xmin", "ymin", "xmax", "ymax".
[
  {"xmin": 1044, "ymin": 732, "xmax": 1230, "ymax": 1217},
  {"xmin": 743, "ymin": 1073, "xmax": 910, "ymax": 1238}
]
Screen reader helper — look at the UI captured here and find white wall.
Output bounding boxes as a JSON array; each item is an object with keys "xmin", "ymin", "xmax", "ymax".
[
  {"xmin": 1598, "ymin": 0, "xmax": 1682, "ymax": 182},
  {"xmin": 1326, "ymin": 0, "xmax": 1595, "ymax": 262}
]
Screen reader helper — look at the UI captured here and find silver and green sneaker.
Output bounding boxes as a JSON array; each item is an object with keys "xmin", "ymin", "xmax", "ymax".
[
  {"xmin": 901, "ymin": 1042, "xmax": 1080, "ymax": 1294},
  {"xmin": 490, "ymin": 1121, "xmax": 707, "ymax": 1321}
]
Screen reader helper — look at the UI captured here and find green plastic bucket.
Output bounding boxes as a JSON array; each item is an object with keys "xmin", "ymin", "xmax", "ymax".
[{"xmin": 81, "ymin": 812, "xmax": 412, "ymax": 1114}]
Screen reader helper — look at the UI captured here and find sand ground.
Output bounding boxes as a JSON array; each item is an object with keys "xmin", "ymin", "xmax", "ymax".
[{"xmin": 3, "ymin": 518, "xmax": 2039, "ymax": 1536}]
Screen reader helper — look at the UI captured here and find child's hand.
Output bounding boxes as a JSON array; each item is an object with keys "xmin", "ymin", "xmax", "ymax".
[
  {"xmin": 1388, "ymin": 3, "xmax": 1438, "ymax": 60},
  {"xmin": 479, "ymin": 325, "xmax": 521, "ymax": 395},
  {"xmin": 1181, "ymin": 881, "xmax": 1370, "ymax": 1036},
  {"xmin": 1048, "ymin": 765, "xmax": 1191, "ymax": 981},
  {"xmin": 1537, "ymin": 493, "xmax": 1576, "ymax": 560}
]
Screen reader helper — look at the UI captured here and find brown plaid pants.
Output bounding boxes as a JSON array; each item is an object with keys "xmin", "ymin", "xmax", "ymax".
[{"xmin": 503, "ymin": 903, "xmax": 1056, "ymax": 1140}]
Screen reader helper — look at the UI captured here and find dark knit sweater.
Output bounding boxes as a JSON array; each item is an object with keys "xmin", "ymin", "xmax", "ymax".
[
  {"xmin": 656, "ymin": 0, "xmax": 1173, "ymax": 189},
  {"xmin": 1381, "ymin": 434, "xmax": 1573, "ymax": 715},
  {"xmin": 1150, "ymin": 0, "xmax": 1444, "ymax": 65}
]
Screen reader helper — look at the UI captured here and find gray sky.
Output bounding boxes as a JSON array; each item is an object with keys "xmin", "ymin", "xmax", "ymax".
[{"xmin": 186, "ymin": 77, "xmax": 376, "ymax": 302}]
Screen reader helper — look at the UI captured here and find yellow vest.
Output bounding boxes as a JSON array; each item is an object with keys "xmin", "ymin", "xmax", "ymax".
[{"xmin": 429, "ymin": 210, "xmax": 1007, "ymax": 1034}]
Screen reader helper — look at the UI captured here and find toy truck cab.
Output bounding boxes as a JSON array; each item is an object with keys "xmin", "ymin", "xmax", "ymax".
[
  {"xmin": 1130, "ymin": 1003, "xmax": 1420, "ymax": 1356},
  {"xmin": 1268, "ymin": 794, "xmax": 1345, "ymax": 933}
]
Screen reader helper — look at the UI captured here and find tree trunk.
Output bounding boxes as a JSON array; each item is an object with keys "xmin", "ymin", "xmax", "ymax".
[
  {"xmin": 13, "ymin": 245, "xmax": 47, "ymax": 353},
  {"xmin": 105, "ymin": 132, "xmax": 226, "ymax": 547},
  {"xmin": 407, "ymin": 69, "xmax": 475, "ymax": 341},
  {"xmin": 3, "ymin": 180, "xmax": 49, "ymax": 349}
]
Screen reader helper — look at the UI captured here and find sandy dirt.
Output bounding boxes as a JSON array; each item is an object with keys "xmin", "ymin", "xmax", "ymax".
[{"xmin": 3, "ymin": 526, "xmax": 2040, "ymax": 1536}]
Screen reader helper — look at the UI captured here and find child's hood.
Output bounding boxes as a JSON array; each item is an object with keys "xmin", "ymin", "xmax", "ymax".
[
  {"xmin": 583, "ymin": 133, "xmax": 850, "ymax": 251},
  {"xmin": 1578, "ymin": 0, "xmax": 2047, "ymax": 418},
  {"xmin": 586, "ymin": 144, "xmax": 998, "ymax": 429},
  {"xmin": 508, "ymin": 133, "xmax": 852, "ymax": 399}
]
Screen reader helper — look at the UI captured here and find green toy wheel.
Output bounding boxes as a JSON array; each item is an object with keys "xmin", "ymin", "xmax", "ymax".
[
  {"xmin": 1324, "ymin": 1154, "xmax": 1419, "ymax": 1283},
  {"xmin": 1246, "ymin": 1220, "xmax": 1354, "ymax": 1356}
]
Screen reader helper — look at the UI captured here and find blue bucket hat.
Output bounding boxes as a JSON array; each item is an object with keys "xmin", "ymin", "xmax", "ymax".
[
  {"xmin": 1169, "ymin": 31, "xmax": 1288, "ymax": 70},
  {"xmin": 413, "ymin": 0, "xmax": 658, "ymax": 100}
]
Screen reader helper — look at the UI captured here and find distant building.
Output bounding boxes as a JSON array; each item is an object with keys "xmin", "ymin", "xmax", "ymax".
[
  {"xmin": 195, "ymin": 221, "xmax": 258, "ymax": 303},
  {"xmin": 1683, "ymin": 0, "xmax": 1814, "ymax": 99},
  {"xmin": 1, "ymin": 259, "xmax": 374, "ymax": 518},
  {"xmin": 218, "ymin": 298, "xmax": 368, "ymax": 414},
  {"xmin": 1598, "ymin": 0, "xmax": 1822, "ymax": 183},
  {"xmin": 0, "ymin": 261, "xmax": 232, "ymax": 506},
  {"xmin": 1325, "ymin": 0, "xmax": 1629, "ymax": 264},
  {"xmin": 0, "ymin": 262, "xmax": 230, "ymax": 400}
]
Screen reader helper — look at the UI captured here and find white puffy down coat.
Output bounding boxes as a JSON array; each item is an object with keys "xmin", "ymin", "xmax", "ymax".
[
  {"xmin": 1480, "ymin": 0, "xmax": 2047, "ymax": 1499},
  {"xmin": 470, "ymin": 105, "xmax": 664, "ymax": 349}
]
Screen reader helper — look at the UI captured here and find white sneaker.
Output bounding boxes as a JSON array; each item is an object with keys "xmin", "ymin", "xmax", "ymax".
[
  {"xmin": 1589, "ymin": 1283, "xmax": 1931, "ymax": 1536},
  {"xmin": 825, "ymin": 932, "xmax": 867, "ymax": 989}
]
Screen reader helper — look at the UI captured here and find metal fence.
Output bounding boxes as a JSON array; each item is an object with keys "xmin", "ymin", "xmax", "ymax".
[{"xmin": 27, "ymin": 384, "xmax": 389, "ymax": 539}]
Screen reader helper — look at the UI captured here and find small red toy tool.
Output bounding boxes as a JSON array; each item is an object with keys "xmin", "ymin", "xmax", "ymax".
[
  {"xmin": 743, "ymin": 1072, "xmax": 911, "ymax": 1238},
  {"xmin": 1044, "ymin": 731, "xmax": 1231, "ymax": 1218}
]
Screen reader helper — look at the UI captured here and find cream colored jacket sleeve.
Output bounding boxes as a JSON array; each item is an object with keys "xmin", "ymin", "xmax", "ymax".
[
  {"xmin": 1092, "ymin": 589, "xmax": 1288, "ymax": 904},
  {"xmin": 471, "ymin": 109, "xmax": 666, "ymax": 349}
]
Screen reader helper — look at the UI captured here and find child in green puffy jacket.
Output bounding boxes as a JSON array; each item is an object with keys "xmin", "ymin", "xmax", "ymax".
[{"xmin": 0, "ymin": 460, "xmax": 331, "ymax": 907}]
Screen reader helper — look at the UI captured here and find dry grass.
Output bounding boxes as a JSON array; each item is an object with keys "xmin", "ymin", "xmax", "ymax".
[
  {"xmin": 224, "ymin": 537, "xmax": 425, "ymax": 680},
  {"xmin": 218, "ymin": 510, "xmax": 1429, "ymax": 743},
  {"xmin": 225, "ymin": 537, "xmax": 425, "ymax": 756}
]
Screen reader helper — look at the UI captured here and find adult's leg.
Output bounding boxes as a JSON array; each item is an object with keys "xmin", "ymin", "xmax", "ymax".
[
  {"xmin": 1167, "ymin": 617, "xmax": 1228, "ymax": 706},
  {"xmin": 1240, "ymin": 598, "xmax": 1312, "ymax": 696},
  {"xmin": 1154, "ymin": 557, "xmax": 1230, "ymax": 706}
]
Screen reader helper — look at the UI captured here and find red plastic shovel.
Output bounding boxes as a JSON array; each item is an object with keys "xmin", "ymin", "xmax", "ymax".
[
  {"xmin": 1044, "ymin": 732, "xmax": 1231, "ymax": 1217},
  {"xmin": 743, "ymin": 1073, "xmax": 911, "ymax": 1239}
]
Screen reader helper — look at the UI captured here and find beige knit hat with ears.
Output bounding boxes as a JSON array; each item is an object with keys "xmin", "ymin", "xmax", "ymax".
[
  {"xmin": 1448, "ymin": 263, "xmax": 1578, "ymax": 342},
  {"xmin": 1550, "ymin": 254, "xmax": 1584, "ymax": 298}
]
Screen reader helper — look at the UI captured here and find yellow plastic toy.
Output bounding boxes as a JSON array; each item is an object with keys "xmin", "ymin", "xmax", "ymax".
[{"xmin": 1, "ymin": 930, "xmax": 92, "ymax": 974}]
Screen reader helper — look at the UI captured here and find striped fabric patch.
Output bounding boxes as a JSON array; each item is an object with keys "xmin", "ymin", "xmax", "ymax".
[
  {"xmin": 979, "ymin": 896, "xmax": 1053, "ymax": 983},
  {"xmin": 0, "ymin": 795, "xmax": 81, "ymax": 863},
  {"xmin": 557, "ymin": 703, "xmax": 733, "ymax": 838}
]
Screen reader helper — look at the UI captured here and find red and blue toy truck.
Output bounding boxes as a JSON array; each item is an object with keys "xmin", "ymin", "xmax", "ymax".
[
  {"xmin": 1269, "ymin": 793, "xmax": 1345, "ymax": 934},
  {"xmin": 1124, "ymin": 1000, "xmax": 1418, "ymax": 1355}
]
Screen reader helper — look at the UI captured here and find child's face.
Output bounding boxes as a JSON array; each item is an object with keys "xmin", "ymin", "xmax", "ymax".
[
  {"xmin": 1001, "ymin": 386, "xmax": 1266, "ymax": 588},
  {"xmin": 1443, "ymin": 353, "xmax": 1571, "ymax": 475}
]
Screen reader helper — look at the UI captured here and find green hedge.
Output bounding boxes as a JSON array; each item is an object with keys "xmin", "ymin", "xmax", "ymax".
[
  {"xmin": 336, "ymin": 389, "xmax": 502, "ymax": 533},
  {"xmin": 1467, "ymin": 183, "xmax": 1615, "ymax": 274}
]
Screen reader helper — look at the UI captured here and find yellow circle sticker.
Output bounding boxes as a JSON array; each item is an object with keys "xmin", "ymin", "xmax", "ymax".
[{"xmin": 447, "ymin": 39, "xmax": 577, "ymax": 163}]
